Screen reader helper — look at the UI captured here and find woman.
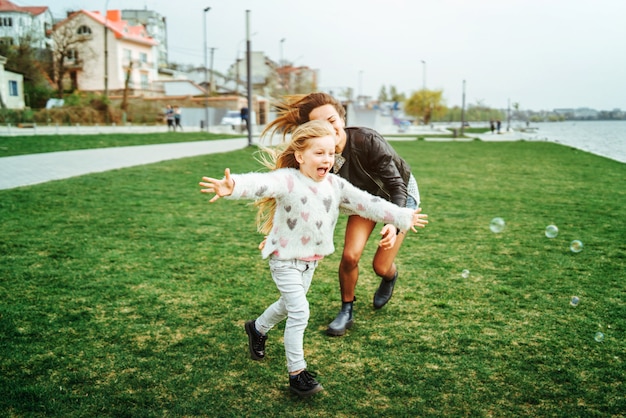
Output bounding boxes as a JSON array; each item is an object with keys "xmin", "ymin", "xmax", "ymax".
[{"xmin": 262, "ymin": 93, "xmax": 421, "ymax": 336}]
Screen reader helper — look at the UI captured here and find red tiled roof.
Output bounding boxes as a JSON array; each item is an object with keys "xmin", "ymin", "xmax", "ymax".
[
  {"xmin": 57, "ymin": 9, "xmax": 157, "ymax": 46},
  {"xmin": 0, "ymin": 0, "xmax": 48, "ymax": 16}
]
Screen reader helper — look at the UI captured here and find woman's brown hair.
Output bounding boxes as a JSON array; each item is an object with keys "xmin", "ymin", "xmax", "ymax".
[{"xmin": 261, "ymin": 93, "xmax": 345, "ymax": 144}]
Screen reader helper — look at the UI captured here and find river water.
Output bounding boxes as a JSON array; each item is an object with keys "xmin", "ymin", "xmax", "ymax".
[{"xmin": 521, "ymin": 120, "xmax": 626, "ymax": 164}]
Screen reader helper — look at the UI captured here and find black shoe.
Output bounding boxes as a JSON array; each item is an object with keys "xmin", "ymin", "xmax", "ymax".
[
  {"xmin": 289, "ymin": 370, "xmax": 324, "ymax": 397},
  {"xmin": 373, "ymin": 270, "xmax": 398, "ymax": 309},
  {"xmin": 326, "ymin": 300, "xmax": 354, "ymax": 336},
  {"xmin": 245, "ymin": 320, "xmax": 267, "ymax": 360}
]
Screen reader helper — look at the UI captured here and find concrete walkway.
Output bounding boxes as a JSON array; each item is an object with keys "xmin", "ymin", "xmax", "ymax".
[
  {"xmin": 0, "ymin": 138, "xmax": 250, "ymax": 190},
  {"xmin": 0, "ymin": 124, "xmax": 530, "ymax": 191}
]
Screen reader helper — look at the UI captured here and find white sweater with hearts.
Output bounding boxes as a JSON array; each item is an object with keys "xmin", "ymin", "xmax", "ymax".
[{"xmin": 225, "ymin": 168, "xmax": 415, "ymax": 260}]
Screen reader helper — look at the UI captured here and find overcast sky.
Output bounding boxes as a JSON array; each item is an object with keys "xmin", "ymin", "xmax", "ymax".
[{"xmin": 25, "ymin": 0, "xmax": 626, "ymax": 110}]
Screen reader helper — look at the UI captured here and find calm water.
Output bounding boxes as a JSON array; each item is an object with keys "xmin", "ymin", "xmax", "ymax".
[{"xmin": 522, "ymin": 121, "xmax": 626, "ymax": 163}]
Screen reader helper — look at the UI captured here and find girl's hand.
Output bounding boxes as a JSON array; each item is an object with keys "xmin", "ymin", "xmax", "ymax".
[
  {"xmin": 199, "ymin": 168, "xmax": 234, "ymax": 202},
  {"xmin": 378, "ymin": 224, "xmax": 398, "ymax": 250},
  {"xmin": 409, "ymin": 207, "xmax": 428, "ymax": 232}
]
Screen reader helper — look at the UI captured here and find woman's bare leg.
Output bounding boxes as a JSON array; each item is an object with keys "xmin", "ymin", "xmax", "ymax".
[{"xmin": 327, "ymin": 216, "xmax": 375, "ymax": 336}]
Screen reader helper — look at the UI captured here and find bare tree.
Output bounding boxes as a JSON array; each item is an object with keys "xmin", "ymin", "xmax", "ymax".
[{"xmin": 49, "ymin": 16, "xmax": 94, "ymax": 98}]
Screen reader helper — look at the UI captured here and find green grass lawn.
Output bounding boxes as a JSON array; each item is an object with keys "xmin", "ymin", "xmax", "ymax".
[
  {"xmin": 1, "ymin": 139, "xmax": 624, "ymax": 417},
  {"xmin": 0, "ymin": 132, "xmax": 243, "ymax": 157}
]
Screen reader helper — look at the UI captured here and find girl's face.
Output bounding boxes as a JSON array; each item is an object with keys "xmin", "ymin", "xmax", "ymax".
[
  {"xmin": 295, "ymin": 135, "xmax": 336, "ymax": 182},
  {"xmin": 308, "ymin": 104, "xmax": 347, "ymax": 153}
]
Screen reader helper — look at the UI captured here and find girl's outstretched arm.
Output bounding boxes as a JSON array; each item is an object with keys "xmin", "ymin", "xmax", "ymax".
[
  {"xmin": 199, "ymin": 168, "xmax": 234, "ymax": 203},
  {"xmin": 409, "ymin": 207, "xmax": 428, "ymax": 232}
]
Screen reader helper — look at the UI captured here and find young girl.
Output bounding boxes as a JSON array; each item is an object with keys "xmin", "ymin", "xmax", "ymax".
[
  {"xmin": 199, "ymin": 120, "xmax": 428, "ymax": 397},
  {"xmin": 262, "ymin": 92, "xmax": 421, "ymax": 336}
]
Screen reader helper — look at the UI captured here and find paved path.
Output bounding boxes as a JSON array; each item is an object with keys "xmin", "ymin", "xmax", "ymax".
[
  {"xmin": 0, "ymin": 138, "xmax": 250, "ymax": 190},
  {"xmin": 0, "ymin": 125, "xmax": 531, "ymax": 191}
]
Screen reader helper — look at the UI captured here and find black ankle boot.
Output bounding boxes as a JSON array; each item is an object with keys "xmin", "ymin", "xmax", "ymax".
[
  {"xmin": 373, "ymin": 270, "xmax": 398, "ymax": 309},
  {"xmin": 326, "ymin": 298, "xmax": 355, "ymax": 336}
]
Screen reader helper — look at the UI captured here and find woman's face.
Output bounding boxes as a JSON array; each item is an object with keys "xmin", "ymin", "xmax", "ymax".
[{"xmin": 308, "ymin": 104, "xmax": 347, "ymax": 153}]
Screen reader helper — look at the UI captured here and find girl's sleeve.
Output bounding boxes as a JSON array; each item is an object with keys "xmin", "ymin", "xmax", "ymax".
[
  {"xmin": 225, "ymin": 170, "xmax": 289, "ymax": 200},
  {"xmin": 338, "ymin": 177, "xmax": 414, "ymax": 231}
]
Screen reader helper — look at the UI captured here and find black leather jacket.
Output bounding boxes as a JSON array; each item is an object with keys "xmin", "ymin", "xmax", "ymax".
[{"xmin": 335, "ymin": 127, "xmax": 412, "ymax": 208}]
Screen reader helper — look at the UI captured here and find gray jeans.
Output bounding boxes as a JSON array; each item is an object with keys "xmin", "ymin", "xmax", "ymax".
[{"xmin": 255, "ymin": 257, "xmax": 317, "ymax": 373}]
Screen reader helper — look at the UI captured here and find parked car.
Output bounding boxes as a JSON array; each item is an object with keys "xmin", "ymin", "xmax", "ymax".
[{"xmin": 220, "ymin": 110, "xmax": 243, "ymax": 130}]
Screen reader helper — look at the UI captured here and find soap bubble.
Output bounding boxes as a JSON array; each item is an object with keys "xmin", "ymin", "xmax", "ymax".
[
  {"xmin": 545, "ymin": 225, "xmax": 559, "ymax": 238},
  {"xmin": 570, "ymin": 240, "xmax": 584, "ymax": 253},
  {"xmin": 489, "ymin": 217, "xmax": 505, "ymax": 233},
  {"xmin": 594, "ymin": 332, "xmax": 604, "ymax": 342},
  {"xmin": 461, "ymin": 269, "xmax": 470, "ymax": 279},
  {"xmin": 570, "ymin": 296, "xmax": 579, "ymax": 307}
]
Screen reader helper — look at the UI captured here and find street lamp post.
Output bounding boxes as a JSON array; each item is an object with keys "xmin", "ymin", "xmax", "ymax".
[
  {"xmin": 421, "ymin": 60, "xmax": 426, "ymax": 90},
  {"xmin": 203, "ymin": 6, "xmax": 210, "ymax": 132},
  {"xmin": 280, "ymin": 38, "xmax": 285, "ymax": 92},
  {"xmin": 461, "ymin": 79, "xmax": 466, "ymax": 136},
  {"xmin": 358, "ymin": 70, "xmax": 363, "ymax": 106}
]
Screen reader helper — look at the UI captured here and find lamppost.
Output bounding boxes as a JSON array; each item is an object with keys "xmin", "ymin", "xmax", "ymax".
[
  {"xmin": 279, "ymin": 38, "xmax": 285, "ymax": 92},
  {"xmin": 421, "ymin": 60, "xmax": 426, "ymax": 90},
  {"xmin": 358, "ymin": 70, "xmax": 363, "ymax": 106},
  {"xmin": 203, "ymin": 6, "xmax": 210, "ymax": 132},
  {"xmin": 461, "ymin": 79, "xmax": 466, "ymax": 136}
]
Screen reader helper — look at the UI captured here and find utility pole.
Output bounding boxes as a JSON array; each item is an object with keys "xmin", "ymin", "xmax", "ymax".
[
  {"xmin": 507, "ymin": 98, "xmax": 511, "ymax": 132},
  {"xmin": 209, "ymin": 47, "xmax": 216, "ymax": 95},
  {"xmin": 104, "ymin": 0, "xmax": 109, "ymax": 124},
  {"xmin": 246, "ymin": 10, "xmax": 253, "ymax": 146},
  {"xmin": 203, "ymin": 6, "xmax": 211, "ymax": 132}
]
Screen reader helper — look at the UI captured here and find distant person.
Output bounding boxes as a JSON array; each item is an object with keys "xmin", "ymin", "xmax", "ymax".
[
  {"xmin": 496, "ymin": 120, "xmax": 502, "ymax": 134},
  {"xmin": 240, "ymin": 107, "xmax": 249, "ymax": 133},
  {"xmin": 174, "ymin": 106, "xmax": 182, "ymax": 131},
  {"xmin": 262, "ymin": 92, "xmax": 422, "ymax": 337},
  {"xmin": 198, "ymin": 120, "xmax": 428, "ymax": 397},
  {"xmin": 165, "ymin": 105, "xmax": 175, "ymax": 131},
  {"xmin": 490, "ymin": 120, "xmax": 495, "ymax": 134}
]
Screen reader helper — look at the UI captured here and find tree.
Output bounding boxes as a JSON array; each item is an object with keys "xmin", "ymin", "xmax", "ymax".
[
  {"xmin": 404, "ymin": 89, "xmax": 446, "ymax": 125},
  {"xmin": 389, "ymin": 85, "xmax": 404, "ymax": 103},
  {"xmin": 49, "ymin": 16, "xmax": 93, "ymax": 98},
  {"xmin": 378, "ymin": 86, "xmax": 388, "ymax": 103}
]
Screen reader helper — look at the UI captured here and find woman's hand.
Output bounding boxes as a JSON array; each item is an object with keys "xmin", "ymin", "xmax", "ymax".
[
  {"xmin": 199, "ymin": 168, "xmax": 234, "ymax": 202},
  {"xmin": 378, "ymin": 224, "xmax": 398, "ymax": 250}
]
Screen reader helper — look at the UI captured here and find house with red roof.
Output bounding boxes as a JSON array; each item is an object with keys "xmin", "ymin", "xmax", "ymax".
[
  {"xmin": 0, "ymin": 0, "xmax": 53, "ymax": 48},
  {"xmin": 51, "ymin": 9, "xmax": 158, "ymax": 95}
]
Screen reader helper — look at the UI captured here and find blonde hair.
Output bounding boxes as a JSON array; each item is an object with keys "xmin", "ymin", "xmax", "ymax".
[
  {"xmin": 261, "ymin": 92, "xmax": 346, "ymax": 144},
  {"xmin": 255, "ymin": 119, "xmax": 336, "ymax": 234}
]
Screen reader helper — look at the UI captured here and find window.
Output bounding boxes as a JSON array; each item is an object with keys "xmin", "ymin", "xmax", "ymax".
[
  {"xmin": 124, "ymin": 49, "xmax": 132, "ymax": 64},
  {"xmin": 0, "ymin": 17, "xmax": 13, "ymax": 27},
  {"xmin": 77, "ymin": 25, "xmax": 92, "ymax": 35},
  {"xmin": 139, "ymin": 52, "xmax": 147, "ymax": 64},
  {"xmin": 9, "ymin": 80, "xmax": 18, "ymax": 96},
  {"xmin": 0, "ymin": 37, "xmax": 14, "ymax": 46},
  {"xmin": 67, "ymin": 49, "xmax": 78, "ymax": 61},
  {"xmin": 140, "ymin": 73, "xmax": 149, "ymax": 89}
]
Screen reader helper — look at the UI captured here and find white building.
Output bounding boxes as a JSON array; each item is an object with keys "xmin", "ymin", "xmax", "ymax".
[
  {"xmin": 52, "ymin": 9, "xmax": 159, "ymax": 95},
  {"xmin": 121, "ymin": 9, "xmax": 168, "ymax": 69},
  {"xmin": 0, "ymin": 54, "xmax": 24, "ymax": 109},
  {"xmin": 0, "ymin": 0, "xmax": 53, "ymax": 48}
]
